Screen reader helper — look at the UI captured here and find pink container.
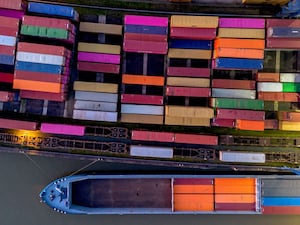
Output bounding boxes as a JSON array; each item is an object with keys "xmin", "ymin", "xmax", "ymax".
[
  {"xmin": 167, "ymin": 67, "xmax": 210, "ymax": 78},
  {"xmin": 121, "ymin": 94, "xmax": 163, "ymax": 105},
  {"xmin": 20, "ymin": 90, "xmax": 66, "ymax": 102},
  {"xmin": 211, "ymin": 118, "xmax": 235, "ymax": 128},
  {"xmin": 219, "ymin": 18, "xmax": 265, "ymax": 28},
  {"xmin": 216, "ymin": 109, "xmax": 265, "ymax": 121},
  {"xmin": 78, "ymin": 52, "xmax": 120, "ymax": 64},
  {"xmin": 124, "ymin": 15, "xmax": 168, "ymax": 27},
  {"xmin": 41, "ymin": 123, "xmax": 85, "ymax": 136}
]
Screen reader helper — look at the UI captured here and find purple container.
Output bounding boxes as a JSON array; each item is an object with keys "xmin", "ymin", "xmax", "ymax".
[
  {"xmin": 41, "ymin": 123, "xmax": 85, "ymax": 136},
  {"xmin": 219, "ymin": 18, "xmax": 265, "ymax": 29},
  {"xmin": 0, "ymin": 8, "xmax": 24, "ymax": 19},
  {"xmin": 78, "ymin": 52, "xmax": 120, "ymax": 64}
]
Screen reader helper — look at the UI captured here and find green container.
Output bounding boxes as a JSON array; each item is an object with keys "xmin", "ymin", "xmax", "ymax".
[
  {"xmin": 278, "ymin": 102, "xmax": 300, "ymax": 111},
  {"xmin": 21, "ymin": 25, "xmax": 68, "ymax": 40},
  {"xmin": 283, "ymin": 82, "xmax": 300, "ymax": 92},
  {"xmin": 211, "ymin": 98, "xmax": 264, "ymax": 110},
  {"xmin": 264, "ymin": 101, "xmax": 277, "ymax": 111}
]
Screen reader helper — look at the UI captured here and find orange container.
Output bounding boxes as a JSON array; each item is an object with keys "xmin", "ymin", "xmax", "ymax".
[
  {"xmin": 278, "ymin": 111, "xmax": 300, "ymax": 122},
  {"xmin": 13, "ymin": 79, "xmax": 61, "ymax": 93},
  {"xmin": 214, "ymin": 38, "xmax": 265, "ymax": 49},
  {"xmin": 256, "ymin": 72, "xmax": 280, "ymax": 82},
  {"xmin": 174, "ymin": 194, "xmax": 214, "ymax": 211},
  {"xmin": 174, "ymin": 185, "xmax": 214, "ymax": 194},
  {"xmin": 235, "ymin": 119, "xmax": 265, "ymax": 131},
  {"xmin": 214, "ymin": 47, "xmax": 264, "ymax": 59},
  {"xmin": 215, "ymin": 194, "xmax": 256, "ymax": 203},
  {"xmin": 258, "ymin": 92, "xmax": 299, "ymax": 102},
  {"xmin": 215, "ymin": 184, "xmax": 255, "ymax": 194},
  {"xmin": 215, "ymin": 178, "xmax": 255, "ymax": 186},
  {"xmin": 122, "ymin": 74, "xmax": 164, "ymax": 86}
]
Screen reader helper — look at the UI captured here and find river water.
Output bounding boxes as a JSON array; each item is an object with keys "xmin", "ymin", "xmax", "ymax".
[{"xmin": 1, "ymin": 151, "xmax": 300, "ymax": 225}]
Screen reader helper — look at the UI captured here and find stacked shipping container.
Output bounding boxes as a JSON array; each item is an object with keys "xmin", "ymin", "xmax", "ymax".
[
  {"xmin": 121, "ymin": 15, "xmax": 169, "ymax": 124},
  {"xmin": 73, "ymin": 16, "xmax": 122, "ymax": 122},
  {"xmin": 0, "ymin": 0, "xmax": 26, "ymax": 19},
  {"xmin": 166, "ymin": 16, "xmax": 218, "ymax": 126}
]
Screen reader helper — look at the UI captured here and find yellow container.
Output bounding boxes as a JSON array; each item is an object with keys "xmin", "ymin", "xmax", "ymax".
[
  {"xmin": 218, "ymin": 28, "xmax": 265, "ymax": 39},
  {"xmin": 78, "ymin": 42, "xmax": 121, "ymax": 54},
  {"xmin": 165, "ymin": 116, "xmax": 211, "ymax": 126},
  {"xmin": 121, "ymin": 114, "xmax": 163, "ymax": 124},
  {"xmin": 79, "ymin": 22, "xmax": 122, "ymax": 35},
  {"xmin": 279, "ymin": 121, "xmax": 300, "ymax": 131},
  {"xmin": 168, "ymin": 49, "xmax": 212, "ymax": 59},
  {"xmin": 165, "ymin": 105, "xmax": 214, "ymax": 118},
  {"xmin": 171, "ymin": 15, "xmax": 218, "ymax": 28},
  {"xmin": 73, "ymin": 81, "xmax": 118, "ymax": 93},
  {"xmin": 167, "ymin": 77, "xmax": 210, "ymax": 87}
]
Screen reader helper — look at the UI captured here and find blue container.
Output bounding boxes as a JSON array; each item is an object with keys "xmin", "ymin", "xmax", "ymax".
[
  {"xmin": 28, "ymin": 2, "xmax": 79, "ymax": 21},
  {"xmin": 15, "ymin": 61, "xmax": 63, "ymax": 75},
  {"xmin": 25, "ymin": 99, "xmax": 44, "ymax": 115},
  {"xmin": 3, "ymin": 101, "xmax": 20, "ymax": 113},
  {"xmin": 0, "ymin": 54, "xmax": 14, "ymax": 65},
  {"xmin": 214, "ymin": 58, "xmax": 263, "ymax": 70},
  {"xmin": 169, "ymin": 39, "xmax": 212, "ymax": 50},
  {"xmin": 262, "ymin": 197, "xmax": 300, "ymax": 206},
  {"xmin": 271, "ymin": 27, "xmax": 300, "ymax": 38},
  {"xmin": 125, "ymin": 24, "xmax": 168, "ymax": 35}
]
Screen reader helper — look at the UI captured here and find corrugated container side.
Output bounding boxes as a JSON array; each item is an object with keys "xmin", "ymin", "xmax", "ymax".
[
  {"xmin": 124, "ymin": 33, "xmax": 167, "ymax": 42},
  {"xmin": 174, "ymin": 194, "xmax": 214, "ymax": 211},
  {"xmin": 167, "ymin": 67, "xmax": 210, "ymax": 78},
  {"xmin": 13, "ymin": 79, "xmax": 62, "ymax": 93},
  {"xmin": 173, "ymin": 178, "xmax": 213, "ymax": 185},
  {"xmin": 279, "ymin": 121, "xmax": 300, "ymax": 131},
  {"xmin": 17, "ymin": 42, "xmax": 68, "ymax": 56},
  {"xmin": 212, "ymin": 89, "xmax": 256, "ymax": 99},
  {"xmin": 210, "ymin": 98, "xmax": 264, "ymax": 110},
  {"xmin": 20, "ymin": 90, "xmax": 65, "ymax": 102},
  {"xmin": 73, "ymin": 81, "xmax": 118, "ymax": 93},
  {"xmin": 78, "ymin": 52, "xmax": 120, "ymax": 64},
  {"xmin": 266, "ymin": 38, "xmax": 300, "ymax": 49},
  {"xmin": 262, "ymin": 206, "xmax": 300, "ymax": 215},
  {"xmin": 131, "ymin": 130, "xmax": 174, "ymax": 142},
  {"xmin": 22, "ymin": 15, "xmax": 72, "ymax": 31},
  {"xmin": 41, "ymin": 123, "xmax": 85, "ymax": 136},
  {"xmin": 123, "ymin": 39, "xmax": 168, "ymax": 55},
  {"xmin": 78, "ymin": 42, "xmax": 121, "ymax": 54},
  {"xmin": 216, "ymin": 109, "xmax": 265, "ymax": 120},
  {"xmin": 211, "ymin": 118, "xmax": 235, "ymax": 128},
  {"xmin": 0, "ymin": 118, "xmax": 37, "ymax": 130},
  {"xmin": 236, "ymin": 119, "xmax": 265, "ymax": 131},
  {"xmin": 130, "ymin": 145, "xmax": 173, "ymax": 158},
  {"xmin": 0, "ymin": 45, "xmax": 15, "ymax": 56},
  {"xmin": 124, "ymin": 15, "xmax": 169, "ymax": 27},
  {"xmin": 165, "ymin": 116, "xmax": 211, "ymax": 126},
  {"xmin": 0, "ymin": 72, "xmax": 14, "ymax": 83},
  {"xmin": 213, "ymin": 58, "xmax": 263, "ymax": 70},
  {"xmin": 0, "ymin": 15, "xmax": 20, "ymax": 28},
  {"xmin": 166, "ymin": 86, "xmax": 211, "ymax": 97},
  {"xmin": 0, "ymin": 35, "xmax": 17, "ymax": 46},
  {"xmin": 77, "ymin": 61, "xmax": 120, "ymax": 74},
  {"xmin": 121, "ymin": 104, "xmax": 163, "ymax": 115},
  {"xmin": 218, "ymin": 18, "xmax": 265, "ymax": 28},
  {"xmin": 0, "ymin": 0, "xmax": 25, "ymax": 10},
  {"xmin": 256, "ymin": 72, "xmax": 280, "ymax": 82},
  {"xmin": 215, "ymin": 178, "xmax": 256, "ymax": 186},
  {"xmin": 212, "ymin": 79, "xmax": 256, "ymax": 90},
  {"xmin": 170, "ymin": 27, "xmax": 216, "ymax": 40},
  {"xmin": 173, "ymin": 185, "xmax": 213, "ymax": 194},
  {"xmin": 167, "ymin": 77, "xmax": 210, "ymax": 87},
  {"xmin": 258, "ymin": 92, "xmax": 299, "ymax": 102},
  {"xmin": 266, "ymin": 19, "xmax": 300, "ymax": 28},
  {"xmin": 214, "ymin": 47, "xmax": 264, "ymax": 59},
  {"xmin": 278, "ymin": 111, "xmax": 300, "ymax": 122},
  {"xmin": 169, "ymin": 39, "xmax": 212, "ymax": 50},
  {"xmin": 174, "ymin": 133, "xmax": 218, "ymax": 146},
  {"xmin": 170, "ymin": 15, "xmax": 219, "ymax": 28},
  {"xmin": 283, "ymin": 83, "xmax": 300, "ymax": 92},
  {"xmin": 121, "ymin": 94, "xmax": 163, "ymax": 105},
  {"xmin": 120, "ymin": 114, "xmax": 163, "ymax": 124},
  {"xmin": 0, "ymin": 26, "xmax": 19, "ymax": 36},
  {"xmin": 75, "ymin": 91, "xmax": 118, "ymax": 102},
  {"xmin": 219, "ymin": 151, "xmax": 266, "ymax": 163},
  {"xmin": 168, "ymin": 49, "xmax": 212, "ymax": 59},
  {"xmin": 16, "ymin": 52, "xmax": 65, "ymax": 66},
  {"xmin": 15, "ymin": 70, "xmax": 63, "ymax": 83},
  {"xmin": 124, "ymin": 24, "xmax": 168, "ymax": 35},
  {"xmin": 165, "ymin": 105, "xmax": 214, "ymax": 118},
  {"xmin": 268, "ymin": 27, "xmax": 300, "ymax": 38},
  {"xmin": 74, "ymin": 100, "xmax": 117, "ymax": 112},
  {"xmin": 73, "ymin": 110, "xmax": 118, "ymax": 122},
  {"xmin": 0, "ymin": 8, "xmax": 25, "ymax": 19}
]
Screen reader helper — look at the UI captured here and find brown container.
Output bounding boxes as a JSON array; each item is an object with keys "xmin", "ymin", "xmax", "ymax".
[
  {"xmin": 262, "ymin": 206, "xmax": 300, "ymax": 215},
  {"xmin": 77, "ymin": 61, "xmax": 120, "ymax": 74},
  {"xmin": 278, "ymin": 111, "xmax": 300, "ymax": 122},
  {"xmin": 212, "ymin": 79, "xmax": 256, "ymax": 90},
  {"xmin": 14, "ymin": 70, "xmax": 62, "ymax": 83},
  {"xmin": 20, "ymin": 90, "xmax": 65, "ymax": 102},
  {"xmin": 258, "ymin": 92, "xmax": 300, "ymax": 102},
  {"xmin": 264, "ymin": 119, "xmax": 278, "ymax": 130},
  {"xmin": 256, "ymin": 72, "xmax": 280, "ymax": 82},
  {"xmin": 215, "ymin": 203, "xmax": 256, "ymax": 211},
  {"xmin": 124, "ymin": 33, "xmax": 167, "ymax": 42},
  {"xmin": 79, "ymin": 22, "xmax": 122, "ymax": 35},
  {"xmin": 120, "ymin": 114, "xmax": 163, "ymax": 124},
  {"xmin": 168, "ymin": 49, "xmax": 212, "ymax": 59},
  {"xmin": 165, "ymin": 105, "xmax": 214, "ymax": 118},
  {"xmin": 266, "ymin": 38, "xmax": 300, "ymax": 49},
  {"xmin": 266, "ymin": 19, "xmax": 300, "ymax": 28},
  {"xmin": 167, "ymin": 67, "xmax": 210, "ymax": 78},
  {"xmin": 166, "ymin": 86, "xmax": 211, "ymax": 97},
  {"xmin": 167, "ymin": 77, "xmax": 210, "ymax": 88},
  {"xmin": 164, "ymin": 116, "xmax": 211, "ymax": 126},
  {"xmin": 218, "ymin": 28, "xmax": 265, "ymax": 39},
  {"xmin": 170, "ymin": 27, "xmax": 216, "ymax": 40}
]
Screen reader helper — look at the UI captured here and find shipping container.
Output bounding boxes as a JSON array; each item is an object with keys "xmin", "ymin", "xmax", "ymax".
[
  {"xmin": 169, "ymin": 39, "xmax": 212, "ymax": 50},
  {"xmin": 164, "ymin": 116, "xmax": 211, "ymax": 126},
  {"xmin": 174, "ymin": 194, "xmax": 214, "ymax": 211},
  {"xmin": 123, "ymin": 40, "xmax": 168, "ymax": 54},
  {"xmin": 0, "ymin": 0, "xmax": 25, "ymax": 10},
  {"xmin": 165, "ymin": 105, "xmax": 214, "ymax": 118},
  {"xmin": 0, "ymin": 45, "xmax": 15, "ymax": 56},
  {"xmin": 243, "ymin": 0, "xmax": 289, "ymax": 6},
  {"xmin": 0, "ymin": 35, "xmax": 17, "ymax": 46},
  {"xmin": 174, "ymin": 178, "xmax": 213, "ymax": 186},
  {"xmin": 215, "ymin": 203, "xmax": 256, "ymax": 211},
  {"xmin": 262, "ymin": 197, "xmax": 300, "ymax": 206},
  {"xmin": 218, "ymin": 18, "xmax": 265, "ymax": 29},
  {"xmin": 120, "ymin": 114, "xmax": 163, "ymax": 124},
  {"xmin": 74, "ymin": 100, "xmax": 117, "ymax": 112},
  {"xmin": 73, "ymin": 109, "xmax": 117, "ymax": 122},
  {"xmin": 283, "ymin": 83, "xmax": 300, "ymax": 92},
  {"xmin": 75, "ymin": 91, "xmax": 118, "ymax": 102},
  {"xmin": 124, "ymin": 33, "xmax": 167, "ymax": 42},
  {"xmin": 278, "ymin": 111, "xmax": 300, "ymax": 122},
  {"xmin": 236, "ymin": 119, "xmax": 265, "ymax": 131},
  {"xmin": 16, "ymin": 52, "xmax": 65, "ymax": 66},
  {"xmin": 170, "ymin": 27, "xmax": 216, "ymax": 40},
  {"xmin": 167, "ymin": 67, "xmax": 210, "ymax": 78},
  {"xmin": 77, "ymin": 52, "xmax": 120, "ymax": 64},
  {"xmin": 213, "ymin": 48, "xmax": 264, "ymax": 59},
  {"xmin": 280, "ymin": 73, "xmax": 300, "ymax": 83},
  {"xmin": 0, "ymin": 8, "xmax": 25, "ymax": 19},
  {"xmin": 262, "ymin": 179, "xmax": 300, "ymax": 196},
  {"xmin": 211, "ymin": 98, "xmax": 264, "ymax": 110},
  {"xmin": 279, "ymin": 121, "xmax": 300, "ymax": 131},
  {"xmin": 258, "ymin": 92, "xmax": 300, "ymax": 102},
  {"xmin": 214, "ymin": 38, "xmax": 265, "ymax": 49},
  {"xmin": 13, "ymin": 79, "xmax": 62, "ymax": 93},
  {"xmin": 131, "ymin": 130, "xmax": 175, "ymax": 142},
  {"xmin": 0, "ymin": 26, "xmax": 18, "ymax": 37},
  {"xmin": 167, "ymin": 77, "xmax": 210, "ymax": 87},
  {"xmin": 170, "ymin": 16, "xmax": 219, "ymax": 28},
  {"xmin": 264, "ymin": 119, "xmax": 278, "ymax": 130},
  {"xmin": 78, "ymin": 42, "xmax": 121, "ymax": 55},
  {"xmin": 121, "ymin": 94, "xmax": 163, "ymax": 105},
  {"xmin": 212, "ymin": 88, "xmax": 256, "ymax": 99},
  {"xmin": 17, "ymin": 42, "xmax": 71, "ymax": 57},
  {"xmin": 41, "ymin": 123, "xmax": 85, "ymax": 136},
  {"xmin": 211, "ymin": 118, "xmax": 235, "ymax": 128},
  {"xmin": 257, "ymin": 82, "xmax": 283, "ymax": 92},
  {"xmin": 124, "ymin": 15, "xmax": 169, "ymax": 27},
  {"xmin": 20, "ymin": 90, "xmax": 65, "ymax": 102},
  {"xmin": 73, "ymin": 81, "xmax": 118, "ymax": 93},
  {"xmin": 0, "ymin": 118, "xmax": 37, "ymax": 130},
  {"xmin": 79, "ymin": 22, "xmax": 122, "ymax": 35},
  {"xmin": 0, "ymin": 54, "xmax": 14, "ymax": 65},
  {"xmin": 262, "ymin": 206, "xmax": 300, "ymax": 215},
  {"xmin": 215, "ymin": 194, "xmax": 256, "ymax": 203},
  {"xmin": 215, "ymin": 178, "xmax": 256, "ymax": 192},
  {"xmin": 213, "ymin": 58, "xmax": 263, "ymax": 70},
  {"xmin": 122, "ymin": 74, "xmax": 164, "ymax": 86},
  {"xmin": 168, "ymin": 49, "xmax": 212, "ymax": 59},
  {"xmin": 166, "ymin": 86, "xmax": 211, "ymax": 97},
  {"xmin": 219, "ymin": 151, "xmax": 266, "ymax": 163},
  {"xmin": 121, "ymin": 104, "xmax": 163, "ymax": 115},
  {"xmin": 266, "ymin": 38, "xmax": 300, "ymax": 49},
  {"xmin": 216, "ymin": 109, "xmax": 265, "ymax": 120},
  {"xmin": 256, "ymin": 72, "xmax": 280, "ymax": 82},
  {"xmin": 173, "ymin": 184, "xmax": 214, "ymax": 194},
  {"xmin": 14, "ymin": 70, "xmax": 62, "ymax": 83},
  {"xmin": 0, "ymin": 72, "xmax": 14, "ymax": 83},
  {"xmin": 0, "ymin": 91, "xmax": 15, "ymax": 102},
  {"xmin": 124, "ymin": 24, "xmax": 168, "ymax": 35},
  {"xmin": 212, "ymin": 79, "xmax": 256, "ymax": 89},
  {"xmin": 22, "ymin": 15, "xmax": 73, "ymax": 31},
  {"xmin": 174, "ymin": 133, "xmax": 218, "ymax": 146},
  {"xmin": 15, "ymin": 61, "xmax": 64, "ymax": 74},
  {"xmin": 268, "ymin": 27, "xmax": 300, "ymax": 38},
  {"xmin": 218, "ymin": 28, "xmax": 265, "ymax": 39},
  {"xmin": 77, "ymin": 61, "xmax": 120, "ymax": 74},
  {"xmin": 130, "ymin": 145, "xmax": 173, "ymax": 159},
  {"xmin": 266, "ymin": 19, "xmax": 300, "ymax": 28},
  {"xmin": 20, "ymin": 25, "xmax": 70, "ymax": 40}
]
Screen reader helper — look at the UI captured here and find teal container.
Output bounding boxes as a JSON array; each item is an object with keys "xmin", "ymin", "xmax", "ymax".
[
  {"xmin": 21, "ymin": 25, "xmax": 68, "ymax": 40},
  {"xmin": 211, "ymin": 98, "xmax": 264, "ymax": 110},
  {"xmin": 283, "ymin": 83, "xmax": 300, "ymax": 92}
]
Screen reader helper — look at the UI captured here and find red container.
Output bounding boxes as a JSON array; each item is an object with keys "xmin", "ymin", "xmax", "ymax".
[
  {"xmin": 0, "ymin": 0, "xmax": 25, "ymax": 10},
  {"xmin": 17, "ymin": 42, "xmax": 68, "ymax": 56},
  {"xmin": 266, "ymin": 19, "xmax": 300, "ymax": 28},
  {"xmin": 77, "ymin": 61, "xmax": 120, "ymax": 74},
  {"xmin": 258, "ymin": 92, "xmax": 300, "ymax": 102},
  {"xmin": 131, "ymin": 130, "xmax": 175, "ymax": 142},
  {"xmin": 22, "ymin": 15, "xmax": 73, "ymax": 31},
  {"xmin": 0, "ymin": 45, "xmax": 15, "ymax": 56},
  {"xmin": 167, "ymin": 67, "xmax": 210, "ymax": 78},
  {"xmin": 216, "ymin": 109, "xmax": 265, "ymax": 120},
  {"xmin": 211, "ymin": 118, "xmax": 235, "ymax": 128},
  {"xmin": 124, "ymin": 33, "xmax": 167, "ymax": 42},
  {"xmin": 174, "ymin": 178, "xmax": 213, "ymax": 185},
  {"xmin": 123, "ymin": 40, "xmax": 168, "ymax": 54},
  {"xmin": 0, "ymin": 91, "xmax": 14, "ymax": 102},
  {"xmin": 20, "ymin": 90, "xmax": 65, "ymax": 102},
  {"xmin": 0, "ymin": 72, "xmax": 13, "ymax": 83},
  {"xmin": 0, "ymin": 16, "xmax": 19, "ymax": 29},
  {"xmin": 212, "ymin": 79, "xmax": 256, "ymax": 90},
  {"xmin": 278, "ymin": 111, "xmax": 300, "ymax": 122},
  {"xmin": 121, "ymin": 94, "xmax": 163, "ymax": 105},
  {"xmin": 262, "ymin": 206, "xmax": 300, "ymax": 215},
  {"xmin": 0, "ymin": 26, "xmax": 18, "ymax": 36},
  {"xmin": 166, "ymin": 86, "xmax": 211, "ymax": 97},
  {"xmin": 170, "ymin": 27, "xmax": 216, "ymax": 40},
  {"xmin": 14, "ymin": 70, "xmax": 62, "ymax": 83},
  {"xmin": 267, "ymin": 38, "xmax": 300, "ymax": 49},
  {"xmin": 215, "ymin": 203, "xmax": 256, "ymax": 211},
  {"xmin": 174, "ymin": 133, "xmax": 218, "ymax": 146},
  {"xmin": 0, "ymin": 118, "xmax": 37, "ymax": 130},
  {"xmin": 264, "ymin": 119, "xmax": 278, "ymax": 130}
]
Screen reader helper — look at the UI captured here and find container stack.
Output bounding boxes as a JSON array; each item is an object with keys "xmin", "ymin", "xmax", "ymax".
[
  {"xmin": 121, "ymin": 15, "xmax": 169, "ymax": 124},
  {"xmin": 0, "ymin": 0, "xmax": 26, "ymax": 19},
  {"xmin": 262, "ymin": 178, "xmax": 300, "ymax": 215},
  {"xmin": 165, "ymin": 15, "xmax": 218, "ymax": 126},
  {"xmin": 13, "ymin": 2, "xmax": 78, "ymax": 116},
  {"xmin": 214, "ymin": 178, "xmax": 257, "ymax": 212},
  {"xmin": 211, "ymin": 18, "xmax": 266, "ymax": 131},
  {"xmin": 73, "ymin": 15, "xmax": 122, "ymax": 122}
]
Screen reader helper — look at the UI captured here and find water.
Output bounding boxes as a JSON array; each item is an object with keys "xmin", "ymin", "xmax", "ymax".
[{"xmin": 1, "ymin": 151, "xmax": 300, "ymax": 225}]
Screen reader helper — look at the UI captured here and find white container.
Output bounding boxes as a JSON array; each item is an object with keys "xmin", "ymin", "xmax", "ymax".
[
  {"xmin": 219, "ymin": 151, "xmax": 265, "ymax": 163},
  {"xmin": 212, "ymin": 88, "xmax": 256, "ymax": 99},
  {"xmin": 73, "ymin": 109, "xmax": 118, "ymax": 122},
  {"xmin": 75, "ymin": 91, "xmax": 118, "ymax": 102},
  {"xmin": 280, "ymin": 73, "xmax": 300, "ymax": 83},
  {"xmin": 16, "ymin": 52, "xmax": 65, "ymax": 65},
  {"xmin": 74, "ymin": 100, "xmax": 117, "ymax": 112},
  {"xmin": 0, "ymin": 35, "xmax": 17, "ymax": 46},
  {"xmin": 130, "ymin": 145, "xmax": 173, "ymax": 159},
  {"xmin": 121, "ymin": 104, "xmax": 164, "ymax": 115},
  {"xmin": 257, "ymin": 82, "xmax": 283, "ymax": 92}
]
